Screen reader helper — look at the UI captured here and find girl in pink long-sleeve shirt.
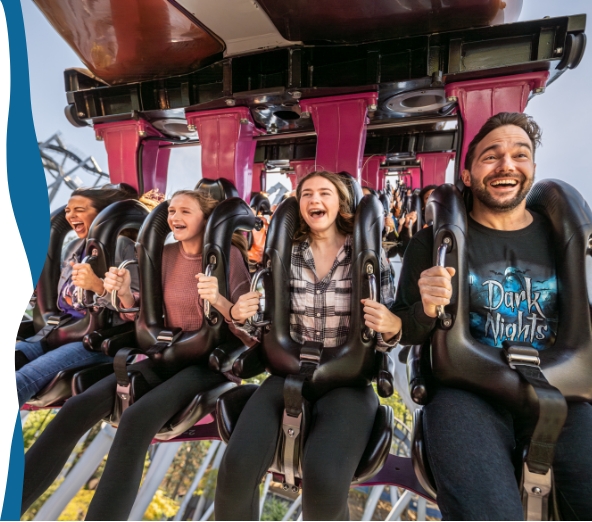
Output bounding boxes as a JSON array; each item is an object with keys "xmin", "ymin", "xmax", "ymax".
[{"xmin": 21, "ymin": 189, "xmax": 253, "ymax": 521}]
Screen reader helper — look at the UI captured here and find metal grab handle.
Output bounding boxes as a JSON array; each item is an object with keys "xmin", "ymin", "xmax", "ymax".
[
  {"xmin": 203, "ymin": 256, "xmax": 218, "ymax": 324},
  {"xmin": 362, "ymin": 264, "xmax": 378, "ymax": 341},
  {"xmin": 75, "ymin": 252, "xmax": 98, "ymax": 309},
  {"xmin": 111, "ymin": 259, "xmax": 139, "ymax": 313},
  {"xmin": 247, "ymin": 267, "xmax": 270, "ymax": 327},
  {"xmin": 436, "ymin": 237, "xmax": 452, "ymax": 328}
]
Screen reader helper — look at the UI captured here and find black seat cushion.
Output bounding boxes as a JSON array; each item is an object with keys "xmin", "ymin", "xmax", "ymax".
[
  {"xmin": 216, "ymin": 384, "xmax": 259, "ymax": 443},
  {"xmin": 18, "ymin": 319, "xmax": 36, "ymax": 340},
  {"xmin": 217, "ymin": 385, "xmax": 393, "ymax": 484},
  {"xmin": 28, "ymin": 361, "xmax": 105, "ymax": 408},
  {"xmin": 232, "ymin": 345, "xmax": 267, "ymax": 379},
  {"xmin": 155, "ymin": 381, "xmax": 237, "ymax": 441},
  {"xmin": 72, "ymin": 363, "xmax": 115, "ymax": 395},
  {"xmin": 411, "ymin": 408, "xmax": 437, "ymax": 499},
  {"xmin": 376, "ymin": 352, "xmax": 395, "ymax": 398},
  {"xmin": 354, "ymin": 404, "xmax": 394, "ymax": 482}
]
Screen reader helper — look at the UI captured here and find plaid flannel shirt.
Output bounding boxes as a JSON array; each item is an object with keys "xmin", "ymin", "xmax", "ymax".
[{"xmin": 239, "ymin": 235, "xmax": 400, "ymax": 350}]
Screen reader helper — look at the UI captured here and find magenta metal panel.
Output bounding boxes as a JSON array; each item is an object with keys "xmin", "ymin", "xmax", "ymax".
[
  {"xmin": 186, "ymin": 108, "xmax": 263, "ymax": 201},
  {"xmin": 95, "ymin": 119, "xmax": 170, "ymax": 193},
  {"xmin": 445, "ymin": 71, "xmax": 549, "ymax": 172},
  {"xmin": 416, "ymin": 152, "xmax": 455, "ymax": 187},
  {"xmin": 407, "ymin": 167, "xmax": 422, "ymax": 190},
  {"xmin": 299, "ymin": 93, "xmax": 378, "ymax": 182},
  {"xmin": 289, "ymin": 159, "xmax": 317, "ymax": 188},
  {"xmin": 252, "ymin": 163, "xmax": 265, "ymax": 193},
  {"xmin": 362, "ymin": 156, "xmax": 387, "ymax": 190}
]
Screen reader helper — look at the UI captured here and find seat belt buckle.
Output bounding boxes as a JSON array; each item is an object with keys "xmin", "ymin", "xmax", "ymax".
[
  {"xmin": 47, "ymin": 314, "xmax": 72, "ymax": 327},
  {"xmin": 299, "ymin": 342, "xmax": 323, "ymax": 371},
  {"xmin": 522, "ymin": 462, "xmax": 552, "ymax": 521},
  {"xmin": 282, "ymin": 410, "xmax": 303, "ymax": 492},
  {"xmin": 148, "ymin": 328, "xmax": 183, "ymax": 355},
  {"xmin": 282, "ymin": 410, "xmax": 302, "ymax": 439},
  {"xmin": 156, "ymin": 328, "xmax": 183, "ymax": 346},
  {"xmin": 116, "ymin": 383, "xmax": 131, "ymax": 411},
  {"xmin": 156, "ymin": 328, "xmax": 182, "ymax": 344},
  {"xmin": 502, "ymin": 341, "xmax": 540, "ymax": 370}
]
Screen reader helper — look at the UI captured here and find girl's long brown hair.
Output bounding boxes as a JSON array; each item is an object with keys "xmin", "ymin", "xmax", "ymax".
[
  {"xmin": 170, "ymin": 189, "xmax": 249, "ymax": 263},
  {"xmin": 293, "ymin": 171, "xmax": 354, "ymax": 241}
]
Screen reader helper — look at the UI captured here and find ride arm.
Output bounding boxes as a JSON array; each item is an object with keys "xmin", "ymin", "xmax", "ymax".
[
  {"xmin": 375, "ymin": 249, "xmax": 402, "ymax": 351},
  {"xmin": 389, "ymin": 228, "xmax": 438, "ymax": 346}
]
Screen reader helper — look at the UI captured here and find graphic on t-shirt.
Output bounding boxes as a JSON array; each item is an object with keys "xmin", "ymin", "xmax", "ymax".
[{"xmin": 469, "ymin": 266, "xmax": 557, "ymax": 350}]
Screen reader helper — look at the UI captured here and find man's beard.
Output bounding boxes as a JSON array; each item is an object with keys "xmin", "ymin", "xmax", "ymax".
[{"xmin": 470, "ymin": 172, "xmax": 534, "ymax": 212}]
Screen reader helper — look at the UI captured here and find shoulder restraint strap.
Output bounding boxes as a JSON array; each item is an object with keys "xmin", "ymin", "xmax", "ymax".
[
  {"xmin": 281, "ymin": 342, "xmax": 323, "ymax": 489},
  {"xmin": 503, "ymin": 342, "xmax": 568, "ymax": 521}
]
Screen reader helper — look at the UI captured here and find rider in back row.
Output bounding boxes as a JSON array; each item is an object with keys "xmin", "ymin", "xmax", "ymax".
[{"xmin": 18, "ymin": 113, "xmax": 592, "ymax": 521}]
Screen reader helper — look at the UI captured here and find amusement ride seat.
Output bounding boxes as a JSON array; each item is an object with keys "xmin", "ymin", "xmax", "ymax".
[
  {"xmin": 215, "ymin": 173, "xmax": 397, "ymax": 490},
  {"xmin": 22, "ymin": 199, "xmax": 149, "ymax": 408},
  {"xmin": 246, "ymin": 192, "xmax": 272, "ymax": 270},
  {"xmin": 410, "ymin": 189, "xmax": 424, "ymax": 234},
  {"xmin": 19, "ymin": 199, "xmax": 148, "ymax": 408},
  {"xmin": 195, "ymin": 177, "xmax": 239, "ymax": 200},
  {"xmin": 408, "ymin": 179, "xmax": 592, "ymax": 519},
  {"xmin": 249, "ymin": 192, "xmax": 272, "ymax": 216},
  {"xmin": 92, "ymin": 179, "xmax": 257, "ymax": 441}
]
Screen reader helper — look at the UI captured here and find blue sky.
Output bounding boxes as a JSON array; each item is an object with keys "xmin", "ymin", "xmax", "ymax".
[{"xmin": 21, "ymin": 1, "xmax": 592, "ymax": 208}]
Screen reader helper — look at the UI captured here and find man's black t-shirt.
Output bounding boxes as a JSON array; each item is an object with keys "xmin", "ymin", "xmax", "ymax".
[{"xmin": 391, "ymin": 211, "xmax": 558, "ymax": 350}]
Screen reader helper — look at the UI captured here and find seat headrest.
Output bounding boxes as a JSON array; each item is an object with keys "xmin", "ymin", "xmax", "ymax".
[
  {"xmin": 378, "ymin": 194, "xmax": 390, "ymax": 216},
  {"xmin": 337, "ymin": 171, "xmax": 363, "ymax": 212},
  {"xmin": 101, "ymin": 182, "xmax": 139, "ymax": 199},
  {"xmin": 195, "ymin": 178, "xmax": 239, "ymax": 202},
  {"xmin": 250, "ymin": 192, "xmax": 272, "ymax": 215}
]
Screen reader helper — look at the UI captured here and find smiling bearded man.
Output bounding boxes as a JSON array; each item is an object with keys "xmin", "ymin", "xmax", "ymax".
[{"xmin": 389, "ymin": 112, "xmax": 592, "ymax": 520}]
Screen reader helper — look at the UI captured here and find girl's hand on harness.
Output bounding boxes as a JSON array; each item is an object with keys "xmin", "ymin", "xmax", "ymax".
[
  {"xmin": 196, "ymin": 273, "xmax": 221, "ymax": 307},
  {"xmin": 361, "ymin": 299, "xmax": 402, "ymax": 342},
  {"xmin": 103, "ymin": 267, "xmax": 132, "ymax": 299},
  {"xmin": 231, "ymin": 291, "xmax": 262, "ymax": 324},
  {"xmin": 71, "ymin": 261, "xmax": 104, "ymax": 295}
]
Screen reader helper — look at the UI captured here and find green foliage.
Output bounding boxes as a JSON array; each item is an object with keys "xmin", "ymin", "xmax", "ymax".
[
  {"xmin": 198, "ymin": 468, "xmax": 218, "ymax": 500},
  {"xmin": 58, "ymin": 489, "xmax": 95, "ymax": 521},
  {"xmin": 143, "ymin": 489, "xmax": 179, "ymax": 521},
  {"xmin": 22, "ymin": 410, "xmax": 56, "ymax": 450},
  {"xmin": 161, "ymin": 441, "xmax": 209, "ymax": 500},
  {"xmin": 21, "ymin": 478, "xmax": 63, "ymax": 520},
  {"xmin": 375, "ymin": 384, "xmax": 411, "ymax": 428},
  {"xmin": 243, "ymin": 372, "xmax": 269, "ymax": 385},
  {"xmin": 261, "ymin": 496, "xmax": 290, "ymax": 521}
]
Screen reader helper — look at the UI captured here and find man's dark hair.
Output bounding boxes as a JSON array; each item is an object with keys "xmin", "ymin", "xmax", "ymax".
[{"xmin": 464, "ymin": 112, "xmax": 542, "ymax": 171}]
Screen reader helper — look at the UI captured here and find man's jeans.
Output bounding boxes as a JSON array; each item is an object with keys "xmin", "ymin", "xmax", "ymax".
[
  {"xmin": 16, "ymin": 340, "xmax": 112, "ymax": 407},
  {"xmin": 424, "ymin": 386, "xmax": 592, "ymax": 521}
]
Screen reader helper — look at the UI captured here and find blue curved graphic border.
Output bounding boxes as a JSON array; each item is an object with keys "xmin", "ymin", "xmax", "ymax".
[{"xmin": 1, "ymin": 0, "xmax": 50, "ymax": 519}]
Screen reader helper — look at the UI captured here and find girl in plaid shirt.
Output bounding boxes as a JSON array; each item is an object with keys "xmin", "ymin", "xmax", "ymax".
[{"xmin": 216, "ymin": 171, "xmax": 402, "ymax": 521}]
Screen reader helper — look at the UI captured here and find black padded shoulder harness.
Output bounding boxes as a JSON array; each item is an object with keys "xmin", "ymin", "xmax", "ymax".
[
  {"xmin": 133, "ymin": 197, "xmax": 255, "ymax": 371},
  {"xmin": 426, "ymin": 179, "xmax": 592, "ymax": 407},
  {"xmin": 32, "ymin": 200, "xmax": 149, "ymax": 350},
  {"xmin": 426, "ymin": 179, "xmax": 592, "ymax": 519}
]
